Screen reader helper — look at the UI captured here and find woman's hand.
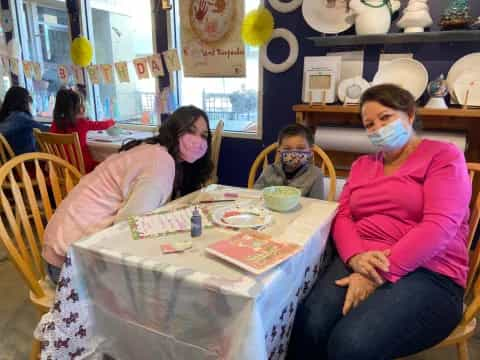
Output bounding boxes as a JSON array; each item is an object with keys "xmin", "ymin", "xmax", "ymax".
[
  {"xmin": 348, "ymin": 250, "xmax": 390, "ymax": 285},
  {"xmin": 336, "ymin": 273, "xmax": 378, "ymax": 315}
]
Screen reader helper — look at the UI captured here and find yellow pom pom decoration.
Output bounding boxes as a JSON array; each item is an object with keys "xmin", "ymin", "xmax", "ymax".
[
  {"xmin": 241, "ymin": 7, "xmax": 275, "ymax": 47},
  {"xmin": 70, "ymin": 36, "xmax": 93, "ymax": 67}
]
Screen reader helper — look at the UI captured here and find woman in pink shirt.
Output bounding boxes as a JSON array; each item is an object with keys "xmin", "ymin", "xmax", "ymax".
[
  {"xmin": 287, "ymin": 84, "xmax": 471, "ymax": 359},
  {"xmin": 43, "ymin": 105, "xmax": 213, "ymax": 283}
]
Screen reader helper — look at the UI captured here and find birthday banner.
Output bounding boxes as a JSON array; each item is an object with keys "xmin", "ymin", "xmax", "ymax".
[
  {"xmin": 179, "ymin": 0, "xmax": 245, "ymax": 77},
  {"xmin": 1, "ymin": 49, "xmax": 182, "ymax": 85}
]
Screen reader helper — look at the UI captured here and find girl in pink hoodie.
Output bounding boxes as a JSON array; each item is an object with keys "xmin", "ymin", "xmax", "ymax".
[{"xmin": 43, "ymin": 105, "xmax": 213, "ymax": 283}]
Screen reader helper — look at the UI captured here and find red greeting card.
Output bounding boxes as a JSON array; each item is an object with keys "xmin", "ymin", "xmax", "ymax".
[{"xmin": 205, "ymin": 231, "xmax": 301, "ymax": 275}]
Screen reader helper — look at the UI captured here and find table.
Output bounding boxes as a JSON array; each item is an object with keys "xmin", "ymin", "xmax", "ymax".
[
  {"xmin": 87, "ymin": 130, "xmax": 154, "ymax": 162},
  {"xmin": 35, "ymin": 186, "xmax": 338, "ymax": 360}
]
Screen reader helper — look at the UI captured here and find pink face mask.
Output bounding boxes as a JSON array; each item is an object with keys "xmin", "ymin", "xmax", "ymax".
[{"xmin": 179, "ymin": 133, "xmax": 208, "ymax": 163}]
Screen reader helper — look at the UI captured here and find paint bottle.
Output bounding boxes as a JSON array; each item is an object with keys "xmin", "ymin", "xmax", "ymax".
[{"xmin": 191, "ymin": 207, "xmax": 202, "ymax": 237}]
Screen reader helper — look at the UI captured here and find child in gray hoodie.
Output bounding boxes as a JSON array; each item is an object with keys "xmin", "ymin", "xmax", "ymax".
[{"xmin": 254, "ymin": 124, "xmax": 325, "ymax": 199}]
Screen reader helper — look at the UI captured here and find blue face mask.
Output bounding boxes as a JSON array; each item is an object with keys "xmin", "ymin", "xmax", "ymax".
[{"xmin": 367, "ymin": 118, "xmax": 412, "ymax": 152}]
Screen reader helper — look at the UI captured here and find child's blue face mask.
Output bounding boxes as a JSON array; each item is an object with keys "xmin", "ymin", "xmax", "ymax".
[
  {"xmin": 367, "ymin": 118, "xmax": 412, "ymax": 152},
  {"xmin": 280, "ymin": 150, "xmax": 312, "ymax": 174}
]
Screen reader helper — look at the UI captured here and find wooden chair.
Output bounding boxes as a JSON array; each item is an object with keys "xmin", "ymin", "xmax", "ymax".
[
  {"xmin": 208, "ymin": 120, "xmax": 224, "ymax": 184},
  {"xmin": 247, "ymin": 143, "xmax": 337, "ymax": 201},
  {"xmin": 0, "ymin": 133, "xmax": 15, "ymax": 166},
  {"xmin": 407, "ymin": 162, "xmax": 480, "ymax": 360},
  {"xmin": 34, "ymin": 129, "xmax": 86, "ymax": 174},
  {"xmin": 0, "ymin": 153, "xmax": 82, "ymax": 360}
]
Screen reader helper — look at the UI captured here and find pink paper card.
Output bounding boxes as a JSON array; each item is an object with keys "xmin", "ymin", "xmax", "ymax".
[{"xmin": 206, "ymin": 231, "xmax": 301, "ymax": 274}]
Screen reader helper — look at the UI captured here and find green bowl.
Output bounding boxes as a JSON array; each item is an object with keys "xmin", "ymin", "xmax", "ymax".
[{"xmin": 263, "ymin": 186, "xmax": 301, "ymax": 212}]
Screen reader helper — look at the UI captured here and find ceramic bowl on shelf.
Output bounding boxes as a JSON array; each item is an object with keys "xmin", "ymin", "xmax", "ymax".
[
  {"xmin": 372, "ymin": 58, "xmax": 429, "ymax": 100},
  {"xmin": 263, "ymin": 186, "xmax": 301, "ymax": 212}
]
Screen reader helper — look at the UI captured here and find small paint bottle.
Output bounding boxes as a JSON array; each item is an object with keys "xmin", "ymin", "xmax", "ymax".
[{"xmin": 191, "ymin": 207, "xmax": 202, "ymax": 237}]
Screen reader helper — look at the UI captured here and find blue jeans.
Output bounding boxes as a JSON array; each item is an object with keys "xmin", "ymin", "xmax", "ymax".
[
  {"xmin": 287, "ymin": 257, "xmax": 464, "ymax": 360},
  {"xmin": 46, "ymin": 263, "xmax": 61, "ymax": 285}
]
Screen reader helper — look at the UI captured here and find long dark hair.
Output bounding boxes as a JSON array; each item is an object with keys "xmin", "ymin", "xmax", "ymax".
[
  {"xmin": 0, "ymin": 86, "xmax": 32, "ymax": 122},
  {"xmin": 53, "ymin": 88, "xmax": 82, "ymax": 131},
  {"xmin": 119, "ymin": 105, "xmax": 213, "ymax": 197}
]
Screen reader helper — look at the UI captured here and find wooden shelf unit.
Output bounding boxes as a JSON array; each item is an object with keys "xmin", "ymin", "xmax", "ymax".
[{"xmin": 293, "ymin": 104, "xmax": 480, "ymax": 177}]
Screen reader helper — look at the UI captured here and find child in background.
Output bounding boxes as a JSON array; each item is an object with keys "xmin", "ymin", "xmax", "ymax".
[
  {"xmin": 254, "ymin": 124, "xmax": 325, "ymax": 199},
  {"xmin": 50, "ymin": 88, "xmax": 115, "ymax": 172}
]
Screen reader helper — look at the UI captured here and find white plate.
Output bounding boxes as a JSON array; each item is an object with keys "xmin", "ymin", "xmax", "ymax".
[
  {"xmin": 337, "ymin": 77, "xmax": 370, "ymax": 103},
  {"xmin": 372, "ymin": 58, "xmax": 428, "ymax": 100},
  {"xmin": 211, "ymin": 205, "xmax": 273, "ymax": 229},
  {"xmin": 453, "ymin": 70, "xmax": 480, "ymax": 107},
  {"xmin": 447, "ymin": 53, "xmax": 480, "ymax": 101},
  {"xmin": 302, "ymin": 0, "xmax": 354, "ymax": 34}
]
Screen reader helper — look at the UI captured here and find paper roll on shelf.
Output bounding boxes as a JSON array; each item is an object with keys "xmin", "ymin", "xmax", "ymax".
[{"xmin": 314, "ymin": 127, "xmax": 467, "ymax": 153}]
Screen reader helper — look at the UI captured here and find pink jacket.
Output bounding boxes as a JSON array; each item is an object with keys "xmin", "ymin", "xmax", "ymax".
[
  {"xmin": 43, "ymin": 144, "xmax": 175, "ymax": 266},
  {"xmin": 333, "ymin": 140, "xmax": 471, "ymax": 287}
]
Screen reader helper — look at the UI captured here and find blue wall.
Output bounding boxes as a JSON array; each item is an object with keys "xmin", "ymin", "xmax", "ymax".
[{"xmin": 218, "ymin": 0, "xmax": 480, "ymax": 187}]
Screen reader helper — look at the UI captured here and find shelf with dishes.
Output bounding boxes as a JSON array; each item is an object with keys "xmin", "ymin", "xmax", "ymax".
[
  {"xmin": 293, "ymin": 104, "xmax": 480, "ymax": 169},
  {"xmin": 293, "ymin": 104, "xmax": 480, "ymax": 121},
  {"xmin": 307, "ymin": 30, "xmax": 480, "ymax": 48}
]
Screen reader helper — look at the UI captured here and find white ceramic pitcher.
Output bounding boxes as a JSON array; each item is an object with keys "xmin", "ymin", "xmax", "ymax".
[{"xmin": 349, "ymin": 0, "xmax": 401, "ymax": 35}]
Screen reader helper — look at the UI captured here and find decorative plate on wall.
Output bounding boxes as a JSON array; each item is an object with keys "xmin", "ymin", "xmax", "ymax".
[
  {"xmin": 302, "ymin": 0, "xmax": 354, "ymax": 34},
  {"xmin": 337, "ymin": 76, "xmax": 370, "ymax": 104}
]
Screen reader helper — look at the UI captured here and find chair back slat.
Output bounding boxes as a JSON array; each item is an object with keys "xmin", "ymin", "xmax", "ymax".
[
  {"xmin": 21, "ymin": 162, "xmax": 47, "ymax": 247},
  {"xmin": 1, "ymin": 188, "xmax": 31, "ymax": 266},
  {"xmin": 35, "ymin": 161, "xmax": 54, "ymax": 220},
  {"xmin": 0, "ymin": 153, "xmax": 82, "ymax": 299},
  {"xmin": 0, "ymin": 133, "xmax": 15, "ymax": 165},
  {"xmin": 208, "ymin": 120, "xmax": 224, "ymax": 184},
  {"xmin": 464, "ymin": 162, "xmax": 480, "ymax": 326},
  {"xmin": 10, "ymin": 167, "xmax": 44, "ymax": 277},
  {"xmin": 34, "ymin": 129, "xmax": 86, "ymax": 174},
  {"xmin": 248, "ymin": 143, "xmax": 337, "ymax": 201},
  {"xmin": 48, "ymin": 161, "xmax": 64, "ymax": 208}
]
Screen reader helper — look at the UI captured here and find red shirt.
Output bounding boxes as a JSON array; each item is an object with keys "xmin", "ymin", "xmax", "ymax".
[{"xmin": 50, "ymin": 117, "xmax": 115, "ymax": 172}]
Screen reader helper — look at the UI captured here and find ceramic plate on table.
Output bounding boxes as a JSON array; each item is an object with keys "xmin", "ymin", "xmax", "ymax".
[
  {"xmin": 453, "ymin": 70, "xmax": 480, "ymax": 107},
  {"xmin": 337, "ymin": 77, "xmax": 370, "ymax": 104},
  {"xmin": 302, "ymin": 0, "xmax": 354, "ymax": 34},
  {"xmin": 372, "ymin": 58, "xmax": 428, "ymax": 100},
  {"xmin": 211, "ymin": 205, "xmax": 273, "ymax": 229},
  {"xmin": 447, "ymin": 53, "xmax": 480, "ymax": 102}
]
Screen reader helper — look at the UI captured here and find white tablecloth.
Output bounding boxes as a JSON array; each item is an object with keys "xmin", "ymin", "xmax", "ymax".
[
  {"xmin": 87, "ymin": 130, "xmax": 154, "ymax": 162},
  {"xmin": 35, "ymin": 187, "xmax": 338, "ymax": 360}
]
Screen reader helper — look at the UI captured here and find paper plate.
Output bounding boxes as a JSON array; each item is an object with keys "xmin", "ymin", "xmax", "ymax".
[
  {"xmin": 211, "ymin": 205, "xmax": 273, "ymax": 229},
  {"xmin": 302, "ymin": 0, "xmax": 354, "ymax": 34},
  {"xmin": 372, "ymin": 58, "xmax": 428, "ymax": 100},
  {"xmin": 447, "ymin": 53, "xmax": 480, "ymax": 101},
  {"xmin": 337, "ymin": 77, "xmax": 370, "ymax": 104}
]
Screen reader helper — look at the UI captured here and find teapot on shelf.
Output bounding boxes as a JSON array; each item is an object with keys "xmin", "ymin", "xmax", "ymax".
[{"xmin": 349, "ymin": 0, "xmax": 401, "ymax": 35}]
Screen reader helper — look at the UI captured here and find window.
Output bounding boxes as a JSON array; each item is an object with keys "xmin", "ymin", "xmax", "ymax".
[
  {"xmin": 0, "ymin": 27, "xmax": 11, "ymax": 99},
  {"xmin": 86, "ymin": 0, "xmax": 157, "ymax": 124},
  {"xmin": 14, "ymin": 0, "xmax": 157, "ymax": 124},
  {"xmin": 172, "ymin": 0, "xmax": 261, "ymax": 136},
  {"xmin": 20, "ymin": 0, "xmax": 75, "ymax": 118}
]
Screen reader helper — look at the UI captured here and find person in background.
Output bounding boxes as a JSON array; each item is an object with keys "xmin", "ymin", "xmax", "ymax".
[
  {"xmin": 43, "ymin": 105, "xmax": 213, "ymax": 283},
  {"xmin": 287, "ymin": 84, "xmax": 471, "ymax": 359},
  {"xmin": 0, "ymin": 86, "xmax": 49, "ymax": 155},
  {"xmin": 50, "ymin": 88, "xmax": 115, "ymax": 172},
  {"xmin": 254, "ymin": 123, "xmax": 324, "ymax": 199}
]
